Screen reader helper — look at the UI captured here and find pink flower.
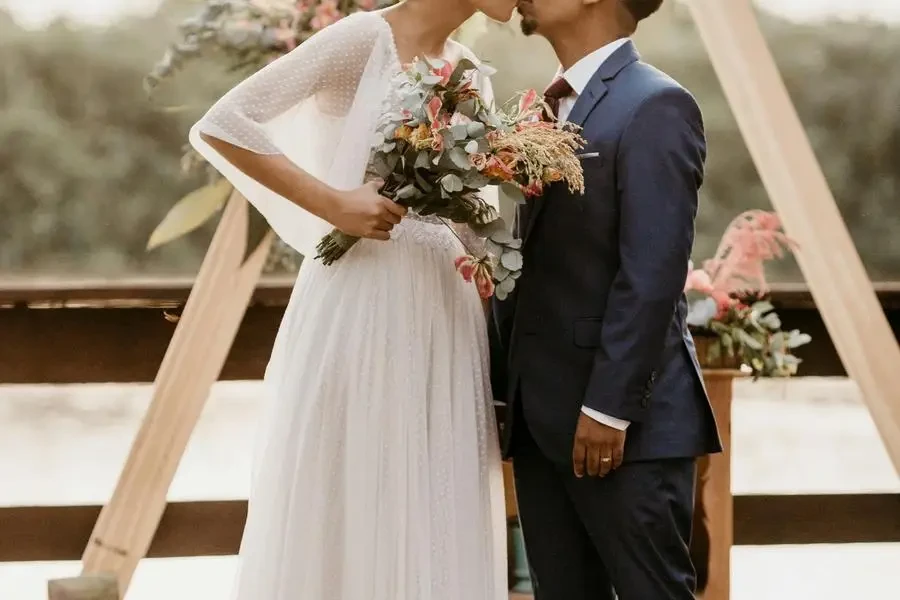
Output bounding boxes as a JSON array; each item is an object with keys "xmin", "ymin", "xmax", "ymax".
[
  {"xmin": 711, "ymin": 290, "xmax": 736, "ymax": 320},
  {"xmin": 469, "ymin": 153, "xmax": 488, "ymax": 170},
  {"xmin": 455, "ymin": 255, "xmax": 478, "ymax": 282},
  {"xmin": 310, "ymin": 0, "xmax": 343, "ymax": 30},
  {"xmin": 431, "ymin": 61, "xmax": 454, "ymax": 86},
  {"xmin": 356, "ymin": 0, "xmax": 377, "ymax": 9},
  {"xmin": 684, "ymin": 268, "xmax": 714, "ymax": 294},
  {"xmin": 518, "ymin": 89, "xmax": 538, "ymax": 114},
  {"xmin": 425, "ymin": 97, "xmax": 444, "ymax": 130},
  {"xmin": 522, "ymin": 179, "xmax": 544, "ymax": 197}
]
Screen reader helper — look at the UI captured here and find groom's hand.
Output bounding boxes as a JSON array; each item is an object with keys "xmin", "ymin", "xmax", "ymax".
[{"xmin": 572, "ymin": 413, "xmax": 626, "ymax": 478}]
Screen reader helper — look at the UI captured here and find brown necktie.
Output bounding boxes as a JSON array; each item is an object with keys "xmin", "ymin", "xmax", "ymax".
[{"xmin": 543, "ymin": 76, "xmax": 574, "ymax": 122}]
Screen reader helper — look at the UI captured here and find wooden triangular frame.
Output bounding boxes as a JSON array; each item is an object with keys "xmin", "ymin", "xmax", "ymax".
[{"xmin": 70, "ymin": 1, "xmax": 900, "ymax": 596}]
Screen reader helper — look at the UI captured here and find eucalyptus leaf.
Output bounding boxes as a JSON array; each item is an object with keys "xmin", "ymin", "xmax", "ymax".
[
  {"xmin": 451, "ymin": 124, "xmax": 469, "ymax": 140},
  {"xmin": 415, "ymin": 151, "xmax": 431, "ymax": 169},
  {"xmin": 752, "ymin": 300, "xmax": 775, "ymax": 314},
  {"xmin": 500, "ymin": 182, "xmax": 526, "ymax": 204},
  {"xmin": 495, "ymin": 287, "xmax": 509, "ymax": 301},
  {"xmin": 500, "ymin": 250, "xmax": 524, "ymax": 271},
  {"xmin": 465, "ymin": 140, "xmax": 479, "ymax": 154},
  {"xmin": 396, "ymin": 184, "xmax": 418, "ymax": 200},
  {"xmin": 466, "ymin": 121, "xmax": 486, "ymax": 138},
  {"xmin": 736, "ymin": 329, "xmax": 764, "ymax": 350},
  {"xmin": 441, "ymin": 173, "xmax": 463, "ymax": 193},
  {"xmin": 449, "ymin": 147, "xmax": 471, "ymax": 170},
  {"xmin": 686, "ymin": 297, "xmax": 717, "ymax": 327},
  {"xmin": 787, "ymin": 330, "xmax": 812, "ymax": 348},
  {"xmin": 497, "ymin": 277, "xmax": 517, "ymax": 295},
  {"xmin": 457, "ymin": 99, "xmax": 477, "ymax": 118}
]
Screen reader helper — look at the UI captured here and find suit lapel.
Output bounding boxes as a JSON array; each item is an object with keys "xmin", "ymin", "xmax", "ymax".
[{"xmin": 522, "ymin": 41, "xmax": 640, "ymax": 244}]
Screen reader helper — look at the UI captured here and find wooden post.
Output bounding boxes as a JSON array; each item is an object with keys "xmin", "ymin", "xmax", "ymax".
[
  {"xmin": 62, "ymin": 194, "xmax": 272, "ymax": 593},
  {"xmin": 48, "ymin": 575, "xmax": 118, "ymax": 600},
  {"xmin": 695, "ymin": 370, "xmax": 738, "ymax": 600},
  {"xmin": 685, "ymin": 0, "xmax": 900, "ymax": 472}
]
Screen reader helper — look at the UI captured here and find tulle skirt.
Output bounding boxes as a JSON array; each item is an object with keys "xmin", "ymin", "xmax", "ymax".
[{"xmin": 230, "ymin": 217, "xmax": 507, "ymax": 600}]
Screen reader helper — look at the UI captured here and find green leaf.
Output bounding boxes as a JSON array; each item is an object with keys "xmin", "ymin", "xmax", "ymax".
[
  {"xmin": 448, "ymin": 57, "xmax": 477, "ymax": 86},
  {"xmin": 415, "ymin": 151, "xmax": 431, "ymax": 169},
  {"xmin": 147, "ymin": 178, "xmax": 232, "ymax": 250},
  {"xmin": 441, "ymin": 173, "xmax": 463, "ymax": 193},
  {"xmin": 500, "ymin": 182, "xmax": 526, "ymax": 204},
  {"xmin": 449, "ymin": 147, "xmax": 471, "ymax": 170},
  {"xmin": 497, "ymin": 276, "xmax": 517, "ymax": 295},
  {"xmin": 466, "ymin": 121, "xmax": 486, "ymax": 138},
  {"xmin": 759, "ymin": 311, "xmax": 782, "ymax": 330},
  {"xmin": 736, "ymin": 329, "xmax": 764, "ymax": 350},
  {"xmin": 500, "ymin": 249, "xmax": 523, "ymax": 271},
  {"xmin": 787, "ymin": 330, "xmax": 812, "ymax": 348},
  {"xmin": 489, "ymin": 229, "xmax": 514, "ymax": 244},
  {"xmin": 396, "ymin": 184, "xmax": 418, "ymax": 200},
  {"xmin": 751, "ymin": 300, "xmax": 775, "ymax": 314},
  {"xmin": 451, "ymin": 124, "xmax": 469, "ymax": 140}
]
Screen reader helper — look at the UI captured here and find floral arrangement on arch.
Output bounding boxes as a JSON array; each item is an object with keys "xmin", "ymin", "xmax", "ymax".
[
  {"xmin": 685, "ymin": 210, "xmax": 812, "ymax": 378},
  {"xmin": 145, "ymin": 0, "xmax": 399, "ymax": 268}
]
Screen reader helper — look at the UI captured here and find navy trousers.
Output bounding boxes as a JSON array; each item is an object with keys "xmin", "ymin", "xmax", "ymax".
[{"xmin": 512, "ymin": 405, "xmax": 698, "ymax": 600}]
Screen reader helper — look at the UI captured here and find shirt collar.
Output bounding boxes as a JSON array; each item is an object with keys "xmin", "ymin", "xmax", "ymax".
[{"xmin": 559, "ymin": 38, "xmax": 630, "ymax": 96}]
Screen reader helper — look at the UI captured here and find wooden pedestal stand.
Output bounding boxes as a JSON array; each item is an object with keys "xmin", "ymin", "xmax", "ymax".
[{"xmin": 693, "ymin": 368, "xmax": 740, "ymax": 600}]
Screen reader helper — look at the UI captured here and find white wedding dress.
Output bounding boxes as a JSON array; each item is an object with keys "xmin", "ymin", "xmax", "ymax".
[{"xmin": 189, "ymin": 11, "xmax": 507, "ymax": 600}]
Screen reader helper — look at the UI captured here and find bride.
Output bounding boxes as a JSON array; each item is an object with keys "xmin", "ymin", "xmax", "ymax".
[{"xmin": 189, "ymin": 1, "xmax": 517, "ymax": 598}]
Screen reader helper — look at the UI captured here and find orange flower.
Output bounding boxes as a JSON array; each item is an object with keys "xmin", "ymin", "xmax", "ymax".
[{"xmin": 393, "ymin": 124, "xmax": 413, "ymax": 142}]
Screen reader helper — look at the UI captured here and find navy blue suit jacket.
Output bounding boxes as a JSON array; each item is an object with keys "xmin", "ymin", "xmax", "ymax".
[{"xmin": 491, "ymin": 41, "xmax": 722, "ymax": 465}]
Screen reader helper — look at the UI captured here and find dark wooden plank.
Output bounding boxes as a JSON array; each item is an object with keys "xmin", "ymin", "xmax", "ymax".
[
  {"xmin": 2, "ymin": 494, "xmax": 898, "ymax": 562},
  {"xmin": 1, "ymin": 280, "xmax": 898, "ymax": 308},
  {"xmin": 2, "ymin": 302, "xmax": 898, "ymax": 384},
  {"xmin": 0, "ymin": 282, "xmax": 898, "ymax": 383},
  {"xmin": 733, "ymin": 493, "xmax": 900, "ymax": 545},
  {"xmin": 0, "ymin": 305, "xmax": 282, "ymax": 384}
]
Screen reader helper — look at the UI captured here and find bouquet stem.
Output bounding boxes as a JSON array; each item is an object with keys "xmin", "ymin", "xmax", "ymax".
[
  {"xmin": 314, "ymin": 230, "xmax": 360, "ymax": 265},
  {"xmin": 315, "ymin": 181, "xmax": 403, "ymax": 265}
]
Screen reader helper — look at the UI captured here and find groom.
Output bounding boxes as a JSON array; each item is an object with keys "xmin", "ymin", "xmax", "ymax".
[{"xmin": 490, "ymin": 1, "xmax": 722, "ymax": 598}]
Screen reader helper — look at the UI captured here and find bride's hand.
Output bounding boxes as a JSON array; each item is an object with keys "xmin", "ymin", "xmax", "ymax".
[{"xmin": 328, "ymin": 180, "xmax": 407, "ymax": 240}]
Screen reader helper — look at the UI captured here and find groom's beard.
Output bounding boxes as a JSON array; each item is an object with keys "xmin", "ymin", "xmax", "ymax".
[{"xmin": 517, "ymin": 1, "xmax": 538, "ymax": 35}]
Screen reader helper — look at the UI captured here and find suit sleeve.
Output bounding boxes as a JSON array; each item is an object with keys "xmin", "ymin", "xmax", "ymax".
[{"xmin": 581, "ymin": 87, "xmax": 706, "ymax": 422}]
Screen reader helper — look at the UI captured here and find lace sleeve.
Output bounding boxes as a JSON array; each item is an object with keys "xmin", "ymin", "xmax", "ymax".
[{"xmin": 195, "ymin": 12, "xmax": 383, "ymax": 155}]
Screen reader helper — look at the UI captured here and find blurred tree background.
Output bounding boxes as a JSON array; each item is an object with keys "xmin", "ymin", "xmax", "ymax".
[{"xmin": 1, "ymin": 1, "xmax": 897, "ymax": 280}]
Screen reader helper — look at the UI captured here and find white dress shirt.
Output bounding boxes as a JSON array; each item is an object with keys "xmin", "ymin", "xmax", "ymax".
[{"xmin": 555, "ymin": 38, "xmax": 632, "ymax": 432}]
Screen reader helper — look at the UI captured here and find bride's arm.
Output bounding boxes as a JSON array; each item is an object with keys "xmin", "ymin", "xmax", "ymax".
[{"xmin": 194, "ymin": 13, "xmax": 403, "ymax": 239}]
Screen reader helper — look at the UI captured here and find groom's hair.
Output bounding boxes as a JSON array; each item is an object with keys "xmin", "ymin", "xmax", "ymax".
[{"xmin": 621, "ymin": 0, "xmax": 664, "ymax": 24}]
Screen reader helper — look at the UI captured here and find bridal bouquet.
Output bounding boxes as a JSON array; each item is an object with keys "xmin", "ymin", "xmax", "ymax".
[{"xmin": 315, "ymin": 57, "xmax": 585, "ymax": 299}]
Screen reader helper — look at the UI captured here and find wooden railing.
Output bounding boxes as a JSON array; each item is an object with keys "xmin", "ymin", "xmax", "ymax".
[{"xmin": 1, "ymin": 280, "xmax": 899, "ymax": 583}]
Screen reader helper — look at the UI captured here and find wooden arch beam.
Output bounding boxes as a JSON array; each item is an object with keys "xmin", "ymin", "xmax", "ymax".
[{"xmin": 685, "ymin": 0, "xmax": 900, "ymax": 472}]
